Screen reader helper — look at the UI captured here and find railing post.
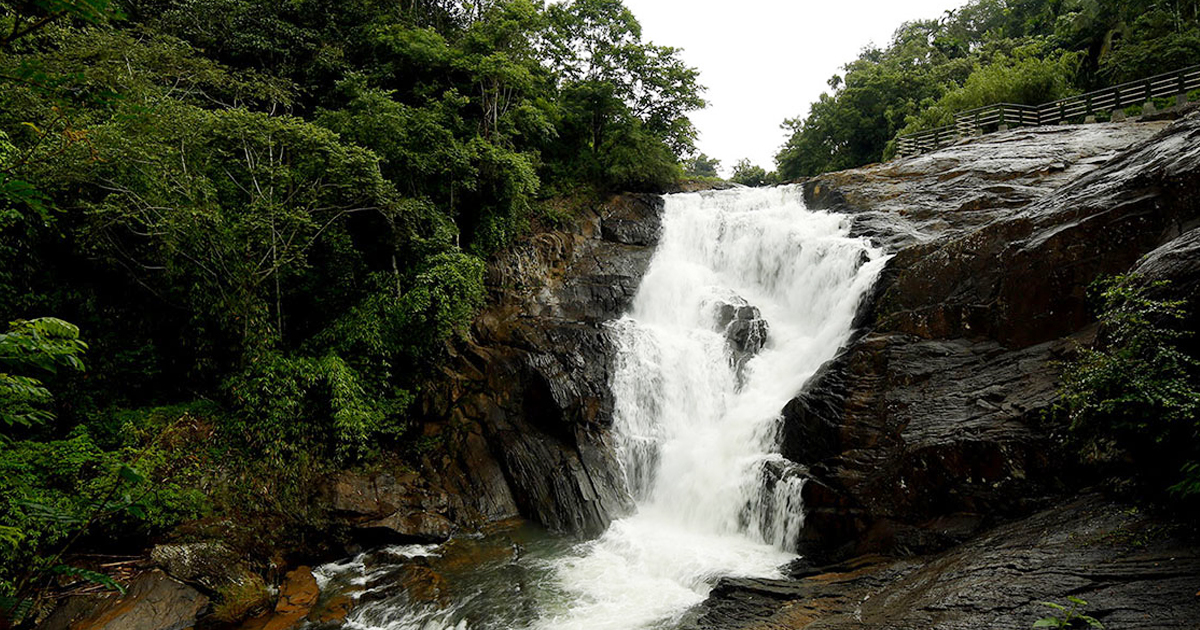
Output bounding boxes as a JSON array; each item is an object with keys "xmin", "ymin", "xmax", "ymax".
[
  {"xmin": 1143, "ymin": 79, "xmax": 1157, "ymax": 116},
  {"xmin": 1112, "ymin": 87, "xmax": 1125, "ymax": 122},
  {"xmin": 1178, "ymin": 72, "xmax": 1188, "ymax": 107},
  {"xmin": 998, "ymin": 107, "xmax": 1008, "ymax": 131},
  {"xmin": 1059, "ymin": 101, "xmax": 1067, "ymax": 124}
]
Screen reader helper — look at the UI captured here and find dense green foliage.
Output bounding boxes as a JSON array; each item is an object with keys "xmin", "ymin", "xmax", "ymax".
[
  {"xmin": 729, "ymin": 159, "xmax": 778, "ymax": 188},
  {"xmin": 683, "ymin": 153, "xmax": 721, "ymax": 179},
  {"xmin": 0, "ymin": 0, "xmax": 703, "ymax": 612},
  {"xmin": 1057, "ymin": 276, "xmax": 1200, "ymax": 501},
  {"xmin": 776, "ymin": 0, "xmax": 1200, "ymax": 177}
]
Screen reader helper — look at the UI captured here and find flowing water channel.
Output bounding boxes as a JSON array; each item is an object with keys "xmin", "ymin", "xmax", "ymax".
[{"xmin": 313, "ymin": 186, "xmax": 888, "ymax": 630}]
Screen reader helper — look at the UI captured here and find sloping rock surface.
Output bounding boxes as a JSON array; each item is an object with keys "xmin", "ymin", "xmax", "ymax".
[
  {"xmin": 687, "ymin": 113, "xmax": 1200, "ymax": 627},
  {"xmin": 40, "ymin": 571, "xmax": 209, "ymax": 630},
  {"xmin": 790, "ymin": 113, "xmax": 1200, "ymax": 559},
  {"xmin": 683, "ymin": 495, "xmax": 1200, "ymax": 629}
]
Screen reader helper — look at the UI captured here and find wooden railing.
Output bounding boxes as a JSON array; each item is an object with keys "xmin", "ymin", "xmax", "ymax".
[{"xmin": 895, "ymin": 64, "xmax": 1200, "ymax": 158}]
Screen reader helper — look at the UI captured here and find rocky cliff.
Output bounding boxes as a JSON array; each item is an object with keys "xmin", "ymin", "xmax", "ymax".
[
  {"xmin": 408, "ymin": 193, "xmax": 665, "ymax": 537},
  {"xmin": 689, "ymin": 110, "xmax": 1200, "ymax": 627}
]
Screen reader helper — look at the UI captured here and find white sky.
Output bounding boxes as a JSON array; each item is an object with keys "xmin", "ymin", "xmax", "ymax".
[{"xmin": 621, "ymin": 0, "xmax": 959, "ymax": 175}]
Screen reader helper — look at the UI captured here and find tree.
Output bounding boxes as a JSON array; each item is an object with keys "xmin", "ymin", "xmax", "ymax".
[
  {"xmin": 84, "ymin": 106, "xmax": 400, "ymax": 356},
  {"xmin": 0, "ymin": 0, "xmax": 123, "ymax": 49},
  {"xmin": 0, "ymin": 318, "xmax": 86, "ymax": 429},
  {"xmin": 683, "ymin": 153, "xmax": 720, "ymax": 178},
  {"xmin": 730, "ymin": 159, "xmax": 771, "ymax": 187},
  {"xmin": 544, "ymin": 0, "xmax": 704, "ymax": 188}
]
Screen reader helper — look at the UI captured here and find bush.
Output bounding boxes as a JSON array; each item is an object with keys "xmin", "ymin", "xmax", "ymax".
[
  {"xmin": 895, "ymin": 47, "xmax": 1082, "ymax": 139},
  {"xmin": 1056, "ymin": 275, "xmax": 1200, "ymax": 499},
  {"xmin": 225, "ymin": 353, "xmax": 404, "ymax": 463},
  {"xmin": 211, "ymin": 576, "xmax": 272, "ymax": 623}
]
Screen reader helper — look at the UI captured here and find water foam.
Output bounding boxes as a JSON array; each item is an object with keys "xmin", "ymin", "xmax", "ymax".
[
  {"xmin": 535, "ymin": 185, "xmax": 887, "ymax": 629},
  {"xmin": 327, "ymin": 185, "xmax": 887, "ymax": 630}
]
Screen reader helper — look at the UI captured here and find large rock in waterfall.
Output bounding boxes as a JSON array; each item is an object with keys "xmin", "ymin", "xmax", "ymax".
[
  {"xmin": 786, "ymin": 112, "xmax": 1200, "ymax": 559},
  {"xmin": 709, "ymin": 294, "xmax": 770, "ymax": 382}
]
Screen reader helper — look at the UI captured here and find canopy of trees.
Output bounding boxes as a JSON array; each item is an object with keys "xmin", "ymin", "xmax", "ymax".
[
  {"xmin": 0, "ymin": 0, "xmax": 703, "ymax": 612},
  {"xmin": 776, "ymin": 0, "xmax": 1200, "ymax": 178},
  {"xmin": 729, "ymin": 158, "xmax": 778, "ymax": 187}
]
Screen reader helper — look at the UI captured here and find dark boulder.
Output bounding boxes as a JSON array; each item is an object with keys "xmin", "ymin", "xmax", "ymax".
[
  {"xmin": 710, "ymin": 295, "xmax": 770, "ymax": 383},
  {"xmin": 683, "ymin": 495, "xmax": 1200, "ymax": 629},
  {"xmin": 781, "ymin": 114, "xmax": 1200, "ymax": 560},
  {"xmin": 416, "ymin": 194, "xmax": 663, "ymax": 536}
]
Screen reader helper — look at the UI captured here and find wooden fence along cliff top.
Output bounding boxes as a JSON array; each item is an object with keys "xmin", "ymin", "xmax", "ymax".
[{"xmin": 895, "ymin": 64, "xmax": 1200, "ymax": 158}]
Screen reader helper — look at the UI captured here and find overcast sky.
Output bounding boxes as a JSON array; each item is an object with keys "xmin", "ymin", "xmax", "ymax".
[{"xmin": 620, "ymin": 0, "xmax": 959, "ymax": 175}]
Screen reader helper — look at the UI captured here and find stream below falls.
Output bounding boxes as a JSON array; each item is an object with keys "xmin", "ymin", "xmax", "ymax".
[{"xmin": 311, "ymin": 186, "xmax": 888, "ymax": 630}]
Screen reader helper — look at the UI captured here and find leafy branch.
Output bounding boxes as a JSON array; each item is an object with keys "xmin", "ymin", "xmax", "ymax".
[{"xmin": 1034, "ymin": 596, "xmax": 1104, "ymax": 628}]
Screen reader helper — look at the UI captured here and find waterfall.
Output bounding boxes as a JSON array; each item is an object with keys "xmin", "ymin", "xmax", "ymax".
[
  {"xmin": 317, "ymin": 185, "xmax": 887, "ymax": 630},
  {"xmin": 536, "ymin": 185, "xmax": 887, "ymax": 629}
]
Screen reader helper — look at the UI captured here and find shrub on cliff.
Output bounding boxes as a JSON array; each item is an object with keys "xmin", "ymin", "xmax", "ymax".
[{"xmin": 1056, "ymin": 275, "xmax": 1200, "ymax": 501}]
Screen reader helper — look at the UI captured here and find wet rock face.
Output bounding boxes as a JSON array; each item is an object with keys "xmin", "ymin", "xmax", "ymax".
[
  {"xmin": 683, "ymin": 495, "xmax": 1200, "ymax": 630},
  {"xmin": 782, "ymin": 113, "xmax": 1200, "ymax": 561},
  {"xmin": 781, "ymin": 334, "xmax": 1077, "ymax": 560},
  {"xmin": 417, "ymin": 194, "xmax": 662, "ymax": 536},
  {"xmin": 321, "ymin": 471, "xmax": 455, "ymax": 544},
  {"xmin": 804, "ymin": 121, "xmax": 1174, "ymax": 249}
]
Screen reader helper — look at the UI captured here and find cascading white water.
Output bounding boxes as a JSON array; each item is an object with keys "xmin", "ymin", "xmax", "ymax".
[
  {"xmin": 318, "ymin": 185, "xmax": 887, "ymax": 630},
  {"xmin": 533, "ymin": 185, "xmax": 887, "ymax": 629}
]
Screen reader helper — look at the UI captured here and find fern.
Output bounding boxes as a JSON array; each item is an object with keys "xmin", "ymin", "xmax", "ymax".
[
  {"xmin": 1033, "ymin": 597, "xmax": 1104, "ymax": 628},
  {"xmin": 50, "ymin": 565, "xmax": 126, "ymax": 594},
  {"xmin": 0, "ymin": 526, "xmax": 22, "ymax": 548},
  {"xmin": 0, "ymin": 595, "xmax": 34, "ymax": 625}
]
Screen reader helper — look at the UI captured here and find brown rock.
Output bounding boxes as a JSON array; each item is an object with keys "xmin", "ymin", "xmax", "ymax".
[
  {"xmin": 237, "ymin": 567, "xmax": 318, "ymax": 630},
  {"xmin": 307, "ymin": 593, "xmax": 354, "ymax": 625},
  {"xmin": 323, "ymin": 470, "xmax": 455, "ymax": 544},
  {"xmin": 40, "ymin": 571, "xmax": 208, "ymax": 630}
]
